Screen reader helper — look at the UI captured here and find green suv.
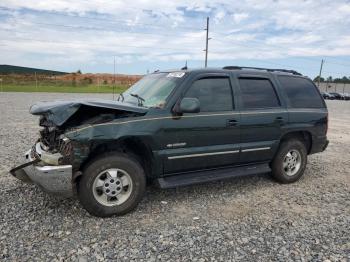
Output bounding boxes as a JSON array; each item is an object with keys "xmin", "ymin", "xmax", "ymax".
[{"xmin": 11, "ymin": 66, "xmax": 329, "ymax": 217}]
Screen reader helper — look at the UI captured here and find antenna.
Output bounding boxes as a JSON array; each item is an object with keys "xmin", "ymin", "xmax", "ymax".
[{"xmin": 181, "ymin": 60, "xmax": 188, "ymax": 70}]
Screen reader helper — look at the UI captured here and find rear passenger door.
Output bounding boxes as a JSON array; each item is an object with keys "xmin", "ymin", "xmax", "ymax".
[{"xmin": 236, "ymin": 75, "xmax": 288, "ymax": 164}]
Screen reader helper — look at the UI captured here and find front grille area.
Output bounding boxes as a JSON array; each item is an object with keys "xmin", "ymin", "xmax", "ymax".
[
  {"xmin": 39, "ymin": 127, "xmax": 62, "ymax": 151},
  {"xmin": 57, "ymin": 139, "xmax": 74, "ymax": 164},
  {"xmin": 38, "ymin": 126, "xmax": 73, "ymax": 165}
]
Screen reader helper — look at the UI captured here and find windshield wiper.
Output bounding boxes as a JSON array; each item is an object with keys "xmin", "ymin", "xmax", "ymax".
[
  {"xmin": 117, "ymin": 92, "xmax": 124, "ymax": 102},
  {"xmin": 130, "ymin": 93, "xmax": 145, "ymax": 106}
]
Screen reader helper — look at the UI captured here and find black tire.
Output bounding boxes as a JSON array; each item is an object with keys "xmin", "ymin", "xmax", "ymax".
[
  {"xmin": 77, "ymin": 152, "xmax": 146, "ymax": 217},
  {"xmin": 271, "ymin": 139, "xmax": 308, "ymax": 184}
]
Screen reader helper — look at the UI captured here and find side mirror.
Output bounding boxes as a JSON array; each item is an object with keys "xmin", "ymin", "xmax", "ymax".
[{"xmin": 178, "ymin": 97, "xmax": 200, "ymax": 114}]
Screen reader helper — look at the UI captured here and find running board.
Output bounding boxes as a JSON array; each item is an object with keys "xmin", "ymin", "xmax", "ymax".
[{"xmin": 157, "ymin": 163, "xmax": 271, "ymax": 189}]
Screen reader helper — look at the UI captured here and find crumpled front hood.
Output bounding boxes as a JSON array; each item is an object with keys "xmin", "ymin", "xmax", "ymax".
[{"xmin": 30, "ymin": 99, "xmax": 148, "ymax": 126}]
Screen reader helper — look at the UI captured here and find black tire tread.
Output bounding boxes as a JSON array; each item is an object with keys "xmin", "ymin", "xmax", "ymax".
[
  {"xmin": 77, "ymin": 152, "xmax": 146, "ymax": 217},
  {"xmin": 271, "ymin": 138, "xmax": 308, "ymax": 184}
]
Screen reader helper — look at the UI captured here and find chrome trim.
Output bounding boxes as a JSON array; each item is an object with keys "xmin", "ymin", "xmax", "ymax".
[
  {"xmin": 11, "ymin": 148, "xmax": 73, "ymax": 197},
  {"xmin": 166, "ymin": 142, "xmax": 187, "ymax": 148},
  {"xmin": 25, "ymin": 148, "xmax": 73, "ymax": 197},
  {"xmin": 241, "ymin": 147, "xmax": 271, "ymax": 152},
  {"xmin": 35, "ymin": 142, "xmax": 63, "ymax": 165},
  {"xmin": 168, "ymin": 150, "xmax": 239, "ymax": 160}
]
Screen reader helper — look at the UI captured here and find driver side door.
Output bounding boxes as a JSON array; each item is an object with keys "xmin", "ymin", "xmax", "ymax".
[{"xmin": 161, "ymin": 74, "xmax": 241, "ymax": 174}]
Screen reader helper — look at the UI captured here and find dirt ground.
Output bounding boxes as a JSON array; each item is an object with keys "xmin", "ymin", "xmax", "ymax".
[{"xmin": 0, "ymin": 93, "xmax": 349, "ymax": 261}]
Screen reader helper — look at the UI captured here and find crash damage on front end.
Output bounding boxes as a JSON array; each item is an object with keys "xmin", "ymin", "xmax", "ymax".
[{"xmin": 9, "ymin": 99, "xmax": 147, "ymax": 197}]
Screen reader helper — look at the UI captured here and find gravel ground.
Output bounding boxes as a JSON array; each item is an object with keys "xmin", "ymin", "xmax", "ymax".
[{"xmin": 0, "ymin": 92, "xmax": 349, "ymax": 261}]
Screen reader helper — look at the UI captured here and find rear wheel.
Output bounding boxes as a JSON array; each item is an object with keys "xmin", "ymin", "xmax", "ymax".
[
  {"xmin": 77, "ymin": 153, "xmax": 146, "ymax": 217},
  {"xmin": 271, "ymin": 139, "xmax": 307, "ymax": 183}
]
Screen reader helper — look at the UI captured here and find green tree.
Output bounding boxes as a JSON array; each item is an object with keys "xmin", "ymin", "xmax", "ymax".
[
  {"xmin": 313, "ymin": 76, "xmax": 325, "ymax": 82},
  {"xmin": 341, "ymin": 76, "xmax": 349, "ymax": 83},
  {"xmin": 333, "ymin": 76, "xmax": 349, "ymax": 83}
]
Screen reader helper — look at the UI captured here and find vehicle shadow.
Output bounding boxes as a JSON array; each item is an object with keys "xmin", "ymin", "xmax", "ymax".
[{"xmin": 5, "ymin": 171, "xmax": 280, "ymax": 219}]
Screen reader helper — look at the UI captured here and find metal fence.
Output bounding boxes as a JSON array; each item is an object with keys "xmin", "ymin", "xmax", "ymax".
[{"xmin": 317, "ymin": 82, "xmax": 350, "ymax": 93}]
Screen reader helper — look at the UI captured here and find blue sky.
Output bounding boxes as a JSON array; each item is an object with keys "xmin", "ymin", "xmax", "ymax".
[{"xmin": 0, "ymin": 0, "xmax": 350, "ymax": 79}]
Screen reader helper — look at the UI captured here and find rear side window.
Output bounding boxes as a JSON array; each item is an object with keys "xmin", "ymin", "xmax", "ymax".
[
  {"xmin": 185, "ymin": 77, "xmax": 233, "ymax": 112},
  {"xmin": 278, "ymin": 76, "xmax": 324, "ymax": 108},
  {"xmin": 239, "ymin": 78, "xmax": 280, "ymax": 109}
]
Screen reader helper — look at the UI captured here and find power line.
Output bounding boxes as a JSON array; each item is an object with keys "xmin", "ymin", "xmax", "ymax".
[
  {"xmin": 12, "ymin": 21, "xmax": 205, "ymax": 38},
  {"xmin": 289, "ymin": 56, "xmax": 350, "ymax": 68},
  {"xmin": 2, "ymin": 6, "xmax": 349, "ymax": 68},
  {"xmin": 0, "ymin": 6, "xmax": 200, "ymax": 31},
  {"xmin": 208, "ymin": 38, "xmax": 350, "ymax": 75},
  {"xmin": 321, "ymin": 59, "xmax": 350, "ymax": 68},
  {"xmin": 0, "ymin": 34, "xmax": 199, "ymax": 52},
  {"xmin": 1, "ymin": 26, "xmax": 340, "ymax": 68},
  {"xmin": 0, "ymin": 30, "xmax": 348, "ymax": 76},
  {"xmin": 1, "ymin": 34, "xmax": 348, "ymax": 76},
  {"xmin": 230, "ymin": 58, "xmax": 348, "ymax": 77},
  {"xmin": 324, "ymin": 56, "xmax": 350, "ymax": 65},
  {"xmin": 2, "ymin": 7, "xmax": 349, "ymax": 70},
  {"xmin": 211, "ymin": 36, "xmax": 350, "ymax": 68}
]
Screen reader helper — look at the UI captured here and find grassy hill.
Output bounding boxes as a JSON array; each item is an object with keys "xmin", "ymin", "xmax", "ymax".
[{"xmin": 0, "ymin": 65, "xmax": 67, "ymax": 75}]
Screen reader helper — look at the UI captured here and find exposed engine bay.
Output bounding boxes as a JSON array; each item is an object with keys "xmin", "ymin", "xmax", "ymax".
[{"xmin": 32, "ymin": 100, "xmax": 148, "ymax": 165}]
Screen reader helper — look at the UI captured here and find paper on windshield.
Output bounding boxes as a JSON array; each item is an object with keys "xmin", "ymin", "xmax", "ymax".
[{"xmin": 167, "ymin": 72, "xmax": 185, "ymax": 78}]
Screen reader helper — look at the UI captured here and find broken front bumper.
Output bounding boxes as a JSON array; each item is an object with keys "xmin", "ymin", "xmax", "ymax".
[{"xmin": 10, "ymin": 142, "xmax": 73, "ymax": 197}]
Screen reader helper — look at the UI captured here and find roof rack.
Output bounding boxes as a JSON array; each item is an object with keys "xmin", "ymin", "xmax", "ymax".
[{"xmin": 222, "ymin": 66, "xmax": 302, "ymax": 76}]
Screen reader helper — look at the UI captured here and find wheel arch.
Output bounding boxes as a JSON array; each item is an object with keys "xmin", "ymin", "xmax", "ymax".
[
  {"xmin": 74, "ymin": 136, "xmax": 155, "ymax": 183},
  {"xmin": 279, "ymin": 130, "xmax": 312, "ymax": 154}
]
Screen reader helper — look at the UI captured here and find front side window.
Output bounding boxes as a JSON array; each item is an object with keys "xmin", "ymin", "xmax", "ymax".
[
  {"xmin": 185, "ymin": 77, "xmax": 233, "ymax": 112},
  {"xmin": 278, "ymin": 76, "xmax": 324, "ymax": 108},
  {"xmin": 123, "ymin": 72, "xmax": 184, "ymax": 108},
  {"xmin": 239, "ymin": 78, "xmax": 280, "ymax": 109}
]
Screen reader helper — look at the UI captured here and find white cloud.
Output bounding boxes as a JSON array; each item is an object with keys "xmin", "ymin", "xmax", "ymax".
[
  {"xmin": 232, "ymin": 12, "xmax": 249, "ymax": 23},
  {"xmin": 0, "ymin": 0, "xmax": 349, "ymax": 75},
  {"xmin": 214, "ymin": 10, "xmax": 226, "ymax": 24}
]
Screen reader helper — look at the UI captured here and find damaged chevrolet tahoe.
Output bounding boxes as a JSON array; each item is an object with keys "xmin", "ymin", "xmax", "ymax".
[{"xmin": 10, "ymin": 66, "xmax": 329, "ymax": 217}]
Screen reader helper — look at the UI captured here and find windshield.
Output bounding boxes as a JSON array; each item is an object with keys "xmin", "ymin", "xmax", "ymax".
[{"xmin": 122, "ymin": 72, "xmax": 184, "ymax": 108}]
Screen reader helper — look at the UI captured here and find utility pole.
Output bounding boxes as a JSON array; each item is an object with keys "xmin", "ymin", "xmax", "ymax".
[
  {"xmin": 204, "ymin": 17, "xmax": 210, "ymax": 68},
  {"xmin": 317, "ymin": 59, "xmax": 324, "ymax": 88},
  {"xmin": 113, "ymin": 56, "xmax": 116, "ymax": 100},
  {"xmin": 35, "ymin": 71, "xmax": 38, "ymax": 91}
]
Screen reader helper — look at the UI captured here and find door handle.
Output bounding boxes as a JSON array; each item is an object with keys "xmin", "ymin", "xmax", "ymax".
[
  {"xmin": 275, "ymin": 117, "xmax": 284, "ymax": 124},
  {"xmin": 226, "ymin": 119, "xmax": 238, "ymax": 127}
]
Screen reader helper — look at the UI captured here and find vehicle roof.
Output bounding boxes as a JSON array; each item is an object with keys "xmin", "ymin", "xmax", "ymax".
[{"xmin": 159, "ymin": 67, "xmax": 307, "ymax": 78}]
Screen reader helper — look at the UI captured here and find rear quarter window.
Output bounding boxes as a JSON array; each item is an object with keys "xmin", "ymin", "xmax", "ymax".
[{"xmin": 278, "ymin": 76, "xmax": 324, "ymax": 108}]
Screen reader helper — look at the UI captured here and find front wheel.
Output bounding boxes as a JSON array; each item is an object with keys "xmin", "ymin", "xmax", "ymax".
[
  {"xmin": 271, "ymin": 139, "xmax": 307, "ymax": 183},
  {"xmin": 77, "ymin": 153, "xmax": 146, "ymax": 217}
]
